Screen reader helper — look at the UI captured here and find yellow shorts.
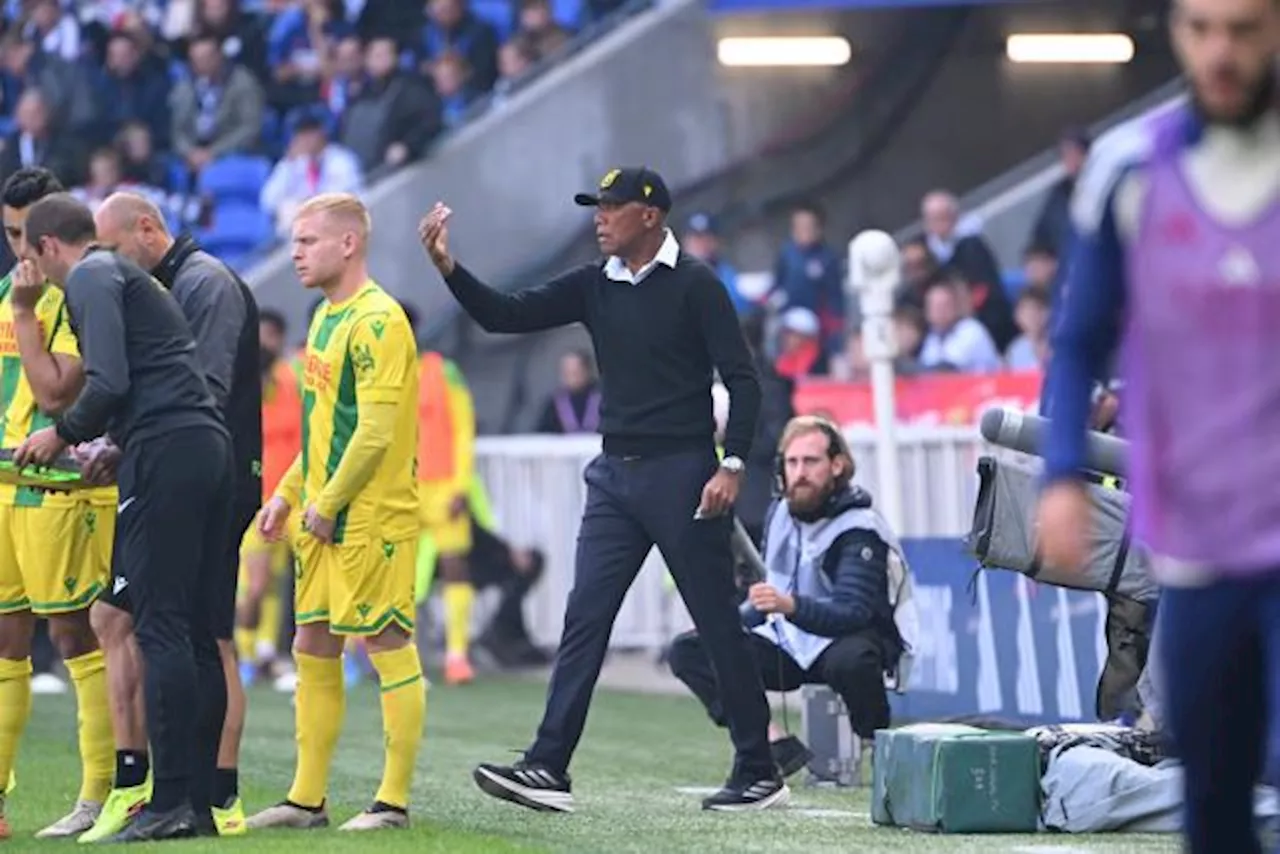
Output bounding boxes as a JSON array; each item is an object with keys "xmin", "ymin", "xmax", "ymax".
[
  {"xmin": 0, "ymin": 501, "xmax": 115, "ymax": 616},
  {"xmin": 418, "ymin": 483, "xmax": 471, "ymax": 555},
  {"xmin": 291, "ymin": 518, "xmax": 417, "ymax": 637}
]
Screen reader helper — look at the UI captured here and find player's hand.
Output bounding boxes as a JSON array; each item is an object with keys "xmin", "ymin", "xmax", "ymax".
[
  {"xmin": 302, "ymin": 504, "xmax": 336, "ymax": 544},
  {"xmin": 10, "ymin": 259, "xmax": 43, "ymax": 314},
  {"xmin": 418, "ymin": 203, "xmax": 455, "ymax": 276},
  {"xmin": 1036, "ymin": 480, "xmax": 1091, "ymax": 572},
  {"xmin": 696, "ymin": 469, "xmax": 740, "ymax": 519},
  {"xmin": 15, "ymin": 426, "xmax": 67, "ymax": 469},
  {"xmin": 748, "ymin": 583, "xmax": 795, "ymax": 616},
  {"xmin": 79, "ymin": 438, "xmax": 122, "ymax": 486},
  {"xmin": 258, "ymin": 496, "xmax": 292, "ymax": 542}
]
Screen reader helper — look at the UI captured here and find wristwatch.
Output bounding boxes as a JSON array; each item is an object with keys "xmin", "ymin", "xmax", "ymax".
[{"xmin": 720, "ymin": 456, "xmax": 745, "ymax": 475}]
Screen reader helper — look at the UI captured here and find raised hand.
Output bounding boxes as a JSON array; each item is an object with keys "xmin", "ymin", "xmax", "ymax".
[{"xmin": 418, "ymin": 203, "xmax": 455, "ymax": 275}]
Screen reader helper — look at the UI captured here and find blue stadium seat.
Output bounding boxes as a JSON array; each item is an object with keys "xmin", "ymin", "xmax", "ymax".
[
  {"xmin": 551, "ymin": 0, "xmax": 584, "ymax": 29},
  {"xmin": 199, "ymin": 155, "xmax": 272, "ymax": 206},
  {"xmin": 1002, "ymin": 268, "xmax": 1028, "ymax": 300},
  {"xmin": 473, "ymin": 0, "xmax": 514, "ymax": 39},
  {"xmin": 198, "ymin": 202, "xmax": 272, "ymax": 261}
]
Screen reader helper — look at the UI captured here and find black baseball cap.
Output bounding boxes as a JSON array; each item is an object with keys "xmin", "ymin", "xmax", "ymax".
[{"xmin": 574, "ymin": 167, "xmax": 672, "ymax": 212}]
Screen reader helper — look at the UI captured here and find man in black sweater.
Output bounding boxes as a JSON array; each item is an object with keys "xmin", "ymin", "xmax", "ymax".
[
  {"xmin": 669, "ymin": 416, "xmax": 905, "ymax": 774},
  {"xmin": 15, "ymin": 193, "xmax": 233, "ymax": 842},
  {"xmin": 419, "ymin": 167, "xmax": 784, "ymax": 812}
]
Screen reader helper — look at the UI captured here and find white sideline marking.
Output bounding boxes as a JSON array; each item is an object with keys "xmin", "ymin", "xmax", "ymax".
[
  {"xmin": 1010, "ymin": 846, "xmax": 1098, "ymax": 854},
  {"xmin": 789, "ymin": 808, "xmax": 860, "ymax": 818},
  {"xmin": 674, "ymin": 787, "xmax": 720, "ymax": 796}
]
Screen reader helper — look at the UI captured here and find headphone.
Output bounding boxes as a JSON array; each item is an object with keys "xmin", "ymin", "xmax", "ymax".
[{"xmin": 772, "ymin": 415, "xmax": 853, "ymax": 496}]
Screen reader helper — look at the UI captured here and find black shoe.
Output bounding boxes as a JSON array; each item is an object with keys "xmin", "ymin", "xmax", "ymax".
[
  {"xmin": 770, "ymin": 735, "xmax": 814, "ymax": 779},
  {"xmin": 473, "ymin": 760, "xmax": 574, "ymax": 813},
  {"xmin": 102, "ymin": 803, "xmax": 199, "ymax": 842},
  {"xmin": 701, "ymin": 776, "xmax": 790, "ymax": 812}
]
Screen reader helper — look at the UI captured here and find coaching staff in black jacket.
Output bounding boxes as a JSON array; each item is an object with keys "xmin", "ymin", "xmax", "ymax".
[
  {"xmin": 419, "ymin": 167, "xmax": 785, "ymax": 813},
  {"xmin": 16, "ymin": 193, "xmax": 233, "ymax": 842}
]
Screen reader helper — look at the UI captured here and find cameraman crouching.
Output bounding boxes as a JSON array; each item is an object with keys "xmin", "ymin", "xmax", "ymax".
[{"xmin": 669, "ymin": 416, "xmax": 903, "ymax": 775}]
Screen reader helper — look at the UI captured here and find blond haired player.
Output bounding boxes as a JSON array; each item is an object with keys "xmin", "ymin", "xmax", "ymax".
[
  {"xmin": 247, "ymin": 193, "xmax": 424, "ymax": 832},
  {"xmin": 0, "ymin": 169, "xmax": 116, "ymax": 840}
]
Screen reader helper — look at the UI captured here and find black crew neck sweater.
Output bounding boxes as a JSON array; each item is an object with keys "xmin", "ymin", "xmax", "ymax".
[{"xmin": 443, "ymin": 253, "xmax": 762, "ymax": 459}]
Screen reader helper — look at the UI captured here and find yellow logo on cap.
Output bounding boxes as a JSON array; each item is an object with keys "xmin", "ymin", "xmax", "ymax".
[
  {"xmin": 600, "ymin": 169, "xmax": 621, "ymax": 189},
  {"xmin": 643, "ymin": 185, "xmax": 652, "ymax": 197}
]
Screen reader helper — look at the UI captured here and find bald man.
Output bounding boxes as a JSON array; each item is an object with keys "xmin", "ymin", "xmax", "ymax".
[{"xmin": 79, "ymin": 193, "xmax": 262, "ymax": 840}]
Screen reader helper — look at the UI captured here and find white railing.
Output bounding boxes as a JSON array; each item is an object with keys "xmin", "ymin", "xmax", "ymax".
[{"xmin": 475, "ymin": 426, "xmax": 987, "ymax": 650}]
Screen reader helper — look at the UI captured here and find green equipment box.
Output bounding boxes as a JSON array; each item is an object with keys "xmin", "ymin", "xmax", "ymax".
[{"xmin": 871, "ymin": 724, "xmax": 1041, "ymax": 834}]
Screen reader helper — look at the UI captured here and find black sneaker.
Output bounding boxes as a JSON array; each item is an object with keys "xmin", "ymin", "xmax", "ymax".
[
  {"xmin": 770, "ymin": 735, "xmax": 814, "ymax": 779},
  {"xmin": 102, "ymin": 803, "xmax": 198, "ymax": 842},
  {"xmin": 473, "ymin": 760, "xmax": 574, "ymax": 813},
  {"xmin": 701, "ymin": 776, "xmax": 790, "ymax": 812}
]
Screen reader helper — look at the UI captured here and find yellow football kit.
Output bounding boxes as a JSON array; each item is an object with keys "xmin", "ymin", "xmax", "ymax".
[
  {"xmin": 0, "ymin": 276, "xmax": 116, "ymax": 616},
  {"xmin": 275, "ymin": 282, "xmax": 420, "ymax": 637},
  {"xmin": 0, "ymin": 273, "xmax": 116, "ymax": 813}
]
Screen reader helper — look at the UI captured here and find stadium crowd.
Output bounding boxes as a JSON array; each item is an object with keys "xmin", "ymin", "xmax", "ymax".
[{"xmin": 0, "ymin": 0, "xmax": 623, "ymax": 269}]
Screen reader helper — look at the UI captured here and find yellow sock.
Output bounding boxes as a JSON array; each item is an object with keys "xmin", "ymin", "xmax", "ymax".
[
  {"xmin": 65, "ymin": 650, "xmax": 113, "ymax": 803},
  {"xmin": 257, "ymin": 593, "xmax": 281, "ymax": 657},
  {"xmin": 0, "ymin": 658, "xmax": 32, "ymax": 787},
  {"xmin": 369, "ymin": 645, "xmax": 425, "ymax": 810},
  {"xmin": 443, "ymin": 582, "xmax": 474, "ymax": 658},
  {"xmin": 286, "ymin": 653, "xmax": 345, "ymax": 808}
]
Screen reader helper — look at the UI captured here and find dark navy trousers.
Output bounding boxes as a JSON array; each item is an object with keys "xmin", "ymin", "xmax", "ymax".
[
  {"xmin": 525, "ymin": 449, "xmax": 775, "ymax": 780},
  {"xmin": 1161, "ymin": 574, "xmax": 1280, "ymax": 854}
]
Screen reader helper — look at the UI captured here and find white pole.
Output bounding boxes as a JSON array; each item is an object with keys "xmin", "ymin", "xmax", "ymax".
[{"xmin": 848, "ymin": 230, "xmax": 904, "ymax": 534}]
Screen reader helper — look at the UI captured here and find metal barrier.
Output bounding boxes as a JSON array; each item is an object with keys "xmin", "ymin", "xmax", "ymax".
[{"xmin": 475, "ymin": 426, "xmax": 985, "ymax": 650}]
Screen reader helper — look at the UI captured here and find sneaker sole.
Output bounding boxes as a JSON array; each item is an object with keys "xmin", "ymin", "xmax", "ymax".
[
  {"xmin": 704, "ymin": 784, "xmax": 791, "ymax": 812},
  {"xmin": 472, "ymin": 767, "xmax": 574, "ymax": 813}
]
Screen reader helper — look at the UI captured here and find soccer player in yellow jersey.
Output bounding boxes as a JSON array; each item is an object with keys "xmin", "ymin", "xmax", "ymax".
[
  {"xmin": 0, "ymin": 169, "xmax": 116, "ymax": 840},
  {"xmin": 247, "ymin": 193, "xmax": 424, "ymax": 832}
]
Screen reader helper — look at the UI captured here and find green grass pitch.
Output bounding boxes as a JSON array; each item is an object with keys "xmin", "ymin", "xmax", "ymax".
[{"xmin": 6, "ymin": 676, "xmax": 1179, "ymax": 853}]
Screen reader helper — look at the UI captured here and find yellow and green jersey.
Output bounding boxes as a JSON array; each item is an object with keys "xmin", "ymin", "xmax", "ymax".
[
  {"xmin": 0, "ymin": 273, "xmax": 116, "ymax": 509},
  {"xmin": 296, "ymin": 281, "xmax": 419, "ymax": 544}
]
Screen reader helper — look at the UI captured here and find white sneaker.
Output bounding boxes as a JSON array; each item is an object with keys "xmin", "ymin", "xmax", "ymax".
[
  {"xmin": 35, "ymin": 799, "xmax": 102, "ymax": 838},
  {"xmin": 339, "ymin": 808, "xmax": 409, "ymax": 831},
  {"xmin": 30, "ymin": 673, "xmax": 67, "ymax": 695},
  {"xmin": 245, "ymin": 801, "xmax": 328, "ymax": 830}
]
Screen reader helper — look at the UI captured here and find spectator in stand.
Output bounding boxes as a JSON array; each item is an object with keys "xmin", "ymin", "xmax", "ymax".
[
  {"xmin": 340, "ymin": 35, "xmax": 441, "ymax": 174},
  {"xmin": 771, "ymin": 201, "xmax": 845, "ymax": 355},
  {"xmin": 493, "ymin": 33, "xmax": 535, "ymax": 100},
  {"xmin": 682, "ymin": 212, "xmax": 748, "ymax": 314},
  {"xmin": 774, "ymin": 306, "xmax": 828, "ymax": 380},
  {"xmin": 1004, "ymin": 287, "xmax": 1050, "ymax": 372},
  {"xmin": 920, "ymin": 190, "xmax": 1016, "ymax": 353},
  {"xmin": 431, "ymin": 50, "xmax": 477, "ymax": 127},
  {"xmin": 0, "ymin": 30, "xmax": 97, "ymax": 138},
  {"xmin": 95, "ymin": 30, "xmax": 171, "ymax": 150},
  {"xmin": 72, "ymin": 146, "xmax": 128, "ymax": 210},
  {"xmin": 513, "ymin": 0, "xmax": 569, "ymax": 58},
  {"xmin": 260, "ymin": 111, "xmax": 362, "ymax": 236},
  {"xmin": 23, "ymin": 0, "xmax": 81, "ymax": 62},
  {"xmin": 1030, "ymin": 126, "xmax": 1089, "ymax": 259},
  {"xmin": 896, "ymin": 236, "xmax": 935, "ymax": 310},
  {"xmin": 1022, "ymin": 240, "xmax": 1058, "ymax": 295},
  {"xmin": 919, "ymin": 275, "xmax": 1000, "ymax": 373},
  {"xmin": 116, "ymin": 120, "xmax": 171, "ymax": 190},
  {"xmin": 265, "ymin": 0, "xmax": 351, "ymax": 109},
  {"xmin": 353, "ymin": 0, "xmax": 423, "ymax": 41},
  {"xmin": 171, "ymin": 31, "xmax": 265, "ymax": 175},
  {"xmin": 320, "ymin": 34, "xmax": 363, "ymax": 127},
  {"xmin": 418, "ymin": 0, "xmax": 499, "ymax": 94},
  {"xmin": 188, "ymin": 0, "xmax": 270, "ymax": 81},
  {"xmin": 0, "ymin": 89, "xmax": 83, "ymax": 185},
  {"xmin": 828, "ymin": 329, "xmax": 869, "ymax": 383},
  {"xmin": 891, "ymin": 303, "xmax": 925, "ymax": 375},
  {"xmin": 536, "ymin": 349, "xmax": 601, "ymax": 434}
]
